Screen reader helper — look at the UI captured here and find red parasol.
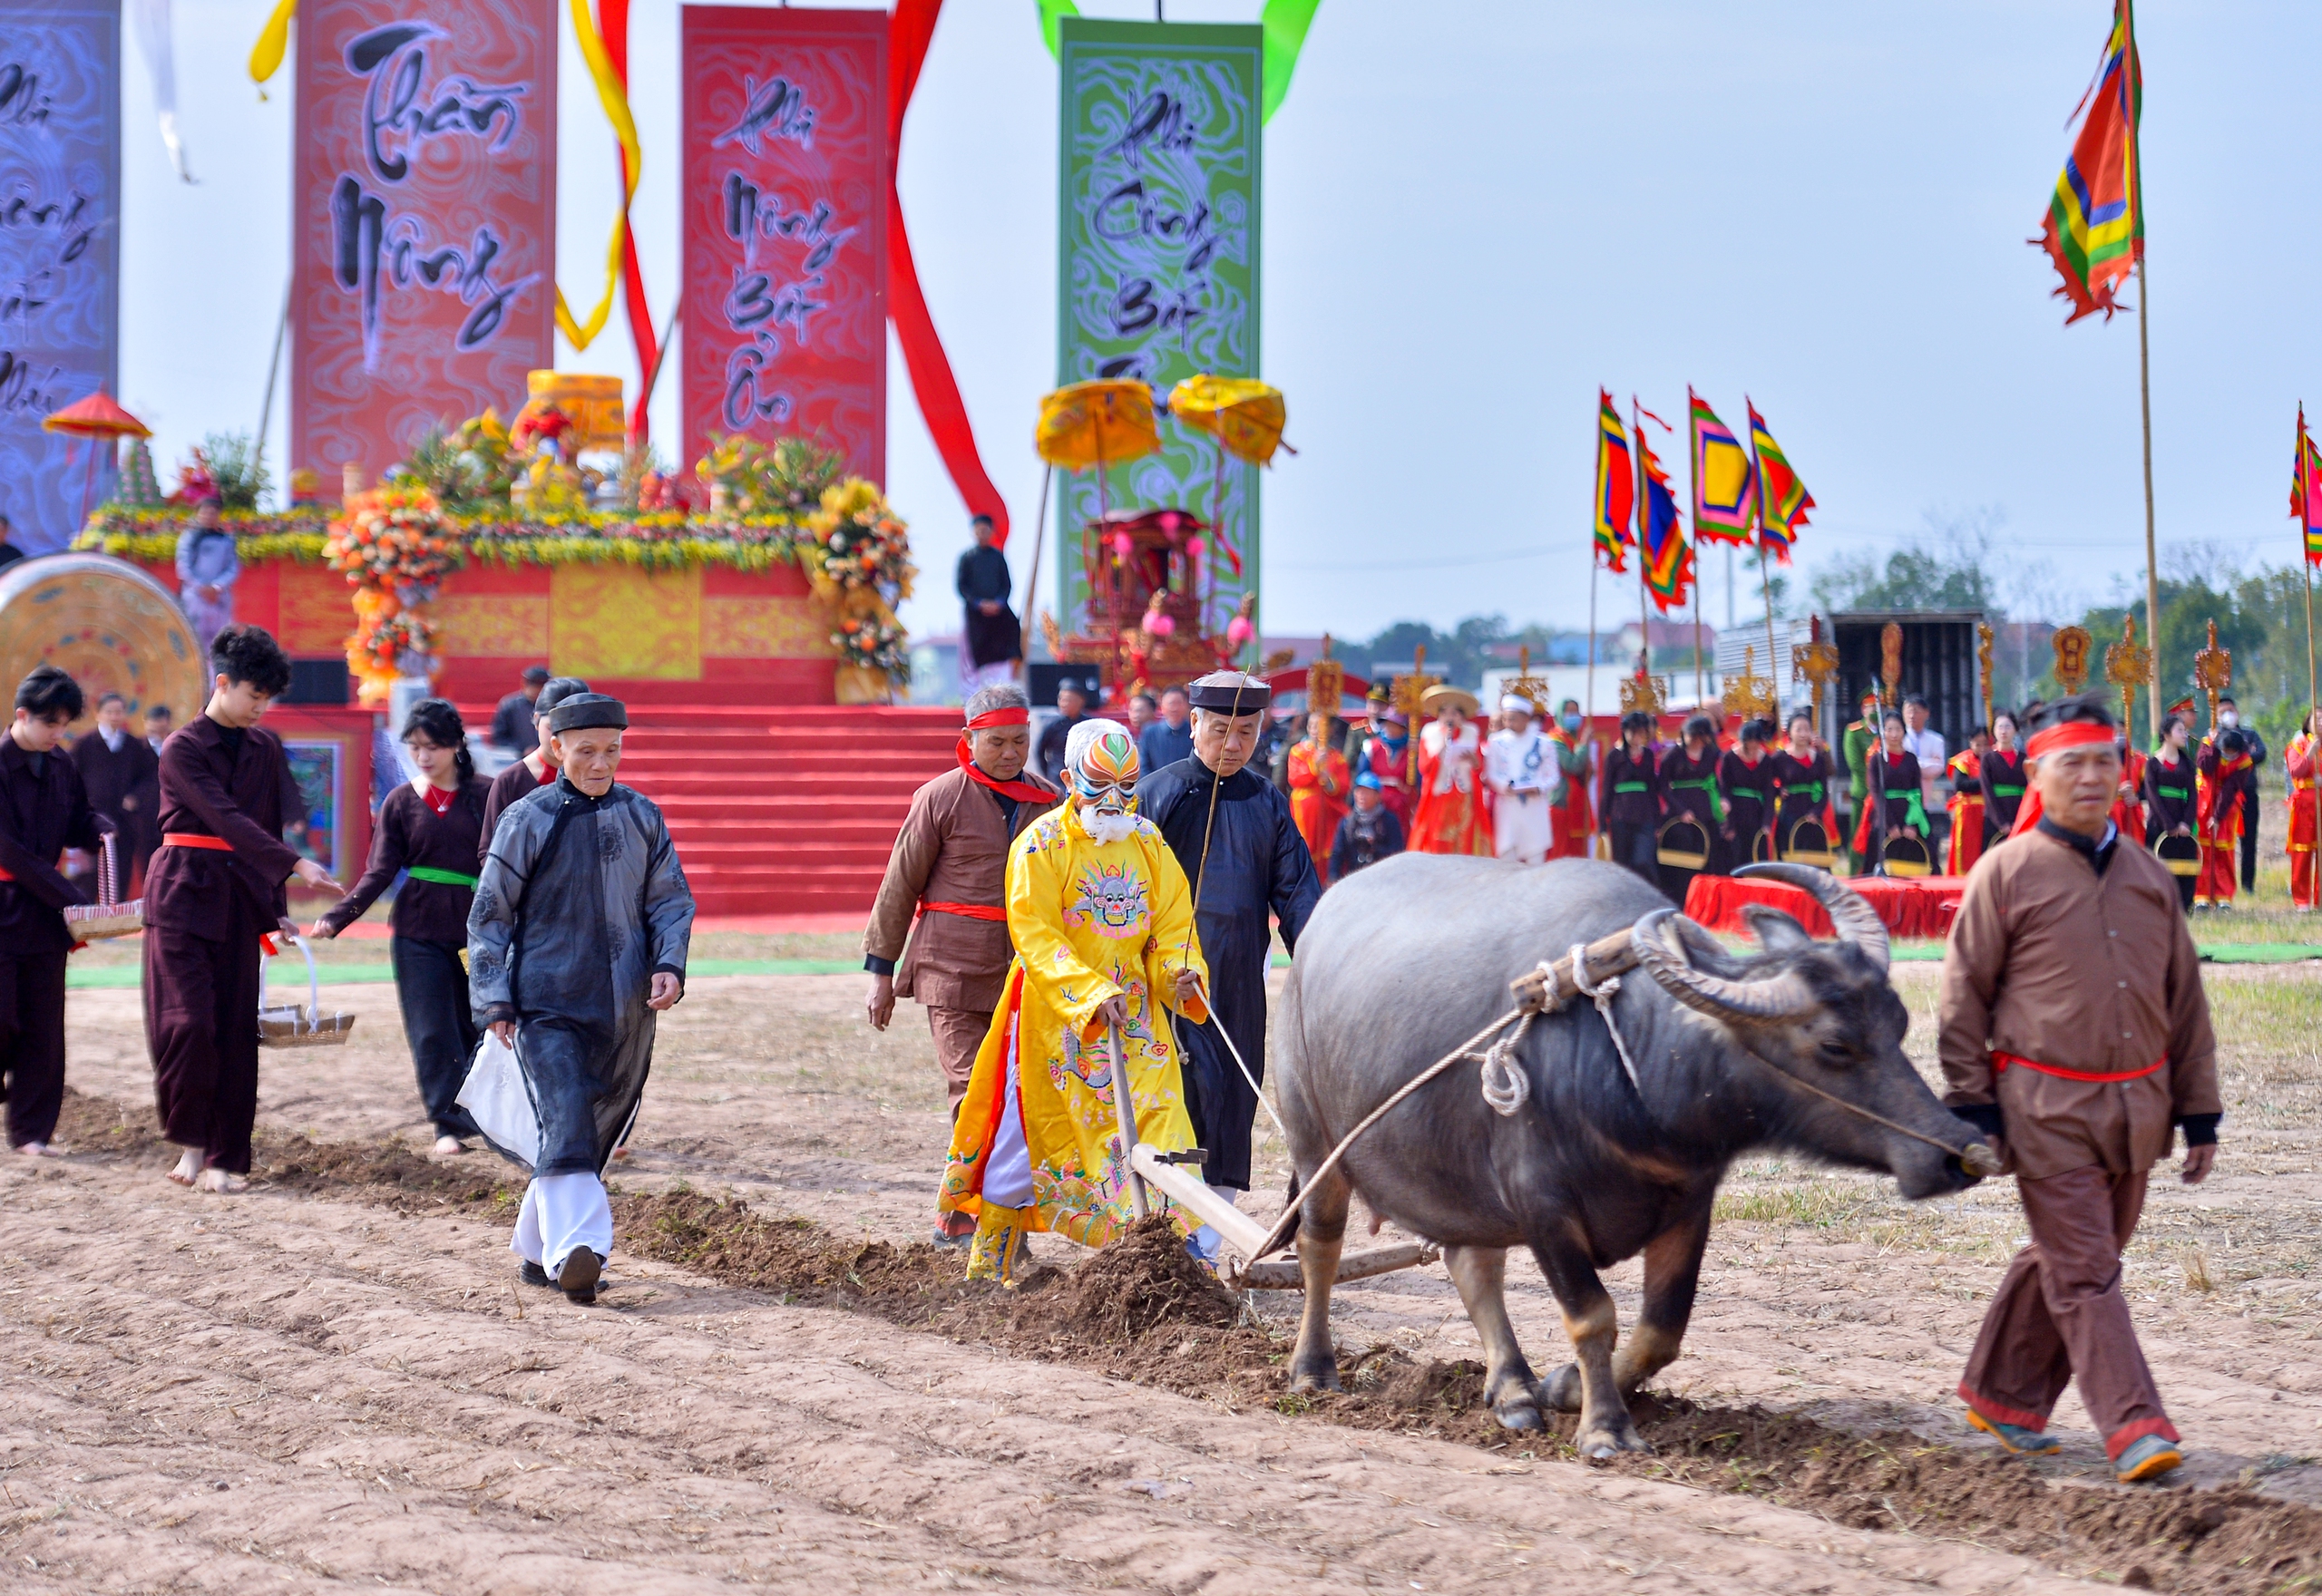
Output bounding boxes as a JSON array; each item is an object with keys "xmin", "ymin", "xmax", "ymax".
[
  {"xmin": 42, "ymin": 389, "xmax": 151, "ymax": 440},
  {"xmin": 42, "ymin": 390, "xmax": 151, "ymax": 530}
]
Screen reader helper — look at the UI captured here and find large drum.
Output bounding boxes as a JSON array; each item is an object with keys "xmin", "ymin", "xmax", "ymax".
[{"xmin": 0, "ymin": 553, "xmax": 206, "ymax": 739}]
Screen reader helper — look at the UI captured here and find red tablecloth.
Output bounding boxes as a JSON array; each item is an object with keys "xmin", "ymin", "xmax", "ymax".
[{"xmin": 1682, "ymin": 873, "xmax": 1966, "ymax": 941}]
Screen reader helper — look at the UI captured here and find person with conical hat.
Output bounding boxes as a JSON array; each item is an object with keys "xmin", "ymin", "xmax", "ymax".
[
  {"xmin": 469, "ymin": 692, "xmax": 696, "ymax": 1305},
  {"xmin": 1411, "ymin": 685, "xmax": 1490, "ymax": 856},
  {"xmin": 938, "ymin": 720, "xmax": 1209, "ymax": 1282}
]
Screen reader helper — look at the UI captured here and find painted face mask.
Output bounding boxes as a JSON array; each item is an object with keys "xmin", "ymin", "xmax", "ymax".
[{"xmin": 1069, "ymin": 729, "xmax": 1140, "ymax": 836}]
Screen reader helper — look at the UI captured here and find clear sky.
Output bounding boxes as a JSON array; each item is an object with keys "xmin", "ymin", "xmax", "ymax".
[{"xmin": 116, "ymin": 1, "xmax": 2322, "ymax": 645}]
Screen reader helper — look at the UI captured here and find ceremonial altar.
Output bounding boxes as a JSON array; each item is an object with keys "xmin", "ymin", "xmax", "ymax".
[{"xmin": 1683, "ymin": 871, "xmax": 1966, "ymax": 942}]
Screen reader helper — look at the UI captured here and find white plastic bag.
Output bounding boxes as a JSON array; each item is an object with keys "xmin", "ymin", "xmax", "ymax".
[{"xmin": 456, "ymin": 1029, "xmax": 539, "ymax": 1166}]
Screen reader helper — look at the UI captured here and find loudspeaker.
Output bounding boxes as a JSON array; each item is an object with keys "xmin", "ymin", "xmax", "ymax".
[{"xmin": 283, "ymin": 658, "xmax": 349, "ymax": 706}]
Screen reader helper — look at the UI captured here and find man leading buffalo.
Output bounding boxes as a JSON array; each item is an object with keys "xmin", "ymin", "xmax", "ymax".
[
  {"xmin": 1940, "ymin": 692, "xmax": 2219, "ymax": 1484},
  {"xmin": 1139, "ymin": 669, "xmax": 1322, "ymax": 1261}
]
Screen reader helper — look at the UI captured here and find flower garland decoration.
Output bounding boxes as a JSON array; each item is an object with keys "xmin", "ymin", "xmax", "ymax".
[
  {"xmin": 832, "ymin": 613, "xmax": 911, "ymax": 683},
  {"xmin": 325, "ymin": 486, "xmax": 462, "ymax": 706}
]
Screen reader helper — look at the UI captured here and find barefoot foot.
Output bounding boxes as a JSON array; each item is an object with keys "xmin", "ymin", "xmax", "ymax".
[
  {"xmin": 194, "ymin": 1167, "xmax": 249, "ymax": 1194},
  {"xmin": 433, "ymin": 1135, "xmax": 465, "ymax": 1155},
  {"xmin": 14, "ymin": 1140, "xmax": 64, "ymax": 1157},
  {"xmin": 167, "ymin": 1149, "xmax": 200, "ymax": 1187}
]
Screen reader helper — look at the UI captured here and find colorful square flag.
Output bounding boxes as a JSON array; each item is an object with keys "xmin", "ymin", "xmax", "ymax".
[
  {"xmin": 1634, "ymin": 411, "xmax": 1692, "ymax": 612},
  {"xmin": 1594, "ymin": 390, "xmax": 1634, "ymax": 573},
  {"xmin": 1689, "ymin": 389, "xmax": 1756, "ymax": 544},
  {"xmin": 2037, "ymin": 0, "xmax": 2142, "ymax": 324},
  {"xmin": 1747, "ymin": 400, "xmax": 1814, "ymax": 564},
  {"xmin": 2293, "ymin": 404, "xmax": 2322, "ymax": 567}
]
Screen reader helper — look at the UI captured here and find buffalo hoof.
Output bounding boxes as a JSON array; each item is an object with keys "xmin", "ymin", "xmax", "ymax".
[
  {"xmin": 1538, "ymin": 1363, "xmax": 1583, "ymax": 1414},
  {"xmin": 1575, "ymin": 1418, "xmax": 1653, "ymax": 1461},
  {"xmin": 1288, "ymin": 1358, "xmax": 1342, "ymax": 1396},
  {"xmin": 1491, "ymin": 1395, "xmax": 1546, "ymax": 1433}
]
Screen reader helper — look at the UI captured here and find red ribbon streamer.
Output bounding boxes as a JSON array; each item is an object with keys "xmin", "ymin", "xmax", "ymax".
[
  {"xmin": 955, "ymin": 735, "xmax": 1052, "ymax": 804},
  {"xmin": 600, "ymin": 0, "xmax": 658, "ymax": 443},
  {"xmin": 890, "ymin": 0, "xmax": 1010, "ymax": 541}
]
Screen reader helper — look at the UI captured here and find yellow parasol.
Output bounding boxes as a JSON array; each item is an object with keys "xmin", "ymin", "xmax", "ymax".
[
  {"xmin": 1166, "ymin": 375, "xmax": 1289, "ymax": 639},
  {"xmin": 1035, "ymin": 379, "xmax": 1159, "ymax": 472},
  {"xmin": 1028, "ymin": 381, "xmax": 1164, "ymax": 696},
  {"xmin": 1166, "ymin": 375, "xmax": 1289, "ymax": 466}
]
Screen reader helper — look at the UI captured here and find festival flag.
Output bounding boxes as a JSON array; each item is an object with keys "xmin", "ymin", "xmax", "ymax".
[
  {"xmin": 1688, "ymin": 388, "xmax": 1756, "ymax": 544},
  {"xmin": 1594, "ymin": 389, "xmax": 1634, "ymax": 573},
  {"xmin": 2293, "ymin": 404, "xmax": 2322, "ymax": 567},
  {"xmin": 1746, "ymin": 399, "xmax": 1814, "ymax": 563},
  {"xmin": 1634, "ymin": 412, "xmax": 1692, "ymax": 612},
  {"xmin": 2036, "ymin": 0, "xmax": 2143, "ymax": 324}
]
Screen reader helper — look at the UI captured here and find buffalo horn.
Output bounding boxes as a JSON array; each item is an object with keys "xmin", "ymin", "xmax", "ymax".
[
  {"xmin": 1732, "ymin": 862, "xmax": 1891, "ymax": 974},
  {"xmin": 1631, "ymin": 909, "xmax": 1820, "ymax": 1025}
]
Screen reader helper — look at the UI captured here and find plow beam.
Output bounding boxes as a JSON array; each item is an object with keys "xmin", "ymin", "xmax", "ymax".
[{"xmin": 1127, "ymin": 1143, "xmax": 1440, "ymax": 1291}]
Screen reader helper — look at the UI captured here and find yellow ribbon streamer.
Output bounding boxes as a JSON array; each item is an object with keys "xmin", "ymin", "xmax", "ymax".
[
  {"xmin": 249, "ymin": 0, "xmax": 297, "ymax": 93},
  {"xmin": 245, "ymin": 0, "xmax": 642, "ymax": 355},
  {"xmin": 554, "ymin": 0, "xmax": 641, "ymax": 353}
]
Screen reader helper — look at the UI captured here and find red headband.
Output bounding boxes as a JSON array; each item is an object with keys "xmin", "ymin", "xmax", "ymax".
[
  {"xmin": 965, "ymin": 706, "xmax": 1030, "ymax": 730},
  {"xmin": 2008, "ymin": 721, "xmax": 2121, "ymax": 839},
  {"xmin": 2024, "ymin": 721, "xmax": 2117, "ymax": 760}
]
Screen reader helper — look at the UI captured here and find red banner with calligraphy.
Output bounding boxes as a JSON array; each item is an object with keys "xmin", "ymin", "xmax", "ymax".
[
  {"xmin": 681, "ymin": 6, "xmax": 887, "ymax": 483},
  {"xmin": 290, "ymin": 0, "xmax": 558, "ymax": 486}
]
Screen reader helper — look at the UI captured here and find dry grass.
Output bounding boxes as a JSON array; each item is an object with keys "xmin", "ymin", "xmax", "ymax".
[{"xmin": 1703, "ymin": 964, "xmax": 2322, "ymax": 1299}]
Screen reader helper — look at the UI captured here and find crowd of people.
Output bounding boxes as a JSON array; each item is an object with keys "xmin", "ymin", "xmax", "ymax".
[
  {"xmin": 0, "ymin": 625, "xmax": 693, "ymax": 1309},
  {"xmin": 1091, "ymin": 675, "xmax": 2319, "ymax": 917}
]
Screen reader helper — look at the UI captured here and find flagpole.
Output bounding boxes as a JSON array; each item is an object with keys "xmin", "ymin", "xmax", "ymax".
[
  {"xmin": 1586, "ymin": 551, "xmax": 1598, "ymax": 721},
  {"xmin": 1632, "ymin": 399, "xmax": 1651, "ymax": 694},
  {"xmin": 2134, "ymin": 256, "xmax": 2161, "ymax": 744},
  {"xmin": 1748, "ymin": 401, "xmax": 1781, "ymax": 723},
  {"xmin": 1687, "ymin": 398, "xmax": 1704, "ymax": 710}
]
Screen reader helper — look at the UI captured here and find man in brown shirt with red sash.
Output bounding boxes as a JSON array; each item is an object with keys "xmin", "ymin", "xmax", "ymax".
[
  {"xmin": 864, "ymin": 684, "xmax": 1059, "ymax": 1235},
  {"xmin": 1940, "ymin": 693, "xmax": 2220, "ymax": 1484}
]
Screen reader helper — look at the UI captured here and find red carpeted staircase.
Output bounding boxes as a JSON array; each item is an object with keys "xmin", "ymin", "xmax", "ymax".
[{"xmin": 469, "ymin": 696, "xmax": 962, "ymax": 918}]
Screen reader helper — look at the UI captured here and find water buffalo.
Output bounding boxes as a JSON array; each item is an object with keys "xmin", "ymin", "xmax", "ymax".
[{"xmin": 1274, "ymin": 857, "xmax": 1985, "ymax": 1458}]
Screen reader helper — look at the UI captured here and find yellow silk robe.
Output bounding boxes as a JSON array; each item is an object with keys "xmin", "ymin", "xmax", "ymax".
[{"xmin": 939, "ymin": 803, "xmax": 1210, "ymax": 1246}]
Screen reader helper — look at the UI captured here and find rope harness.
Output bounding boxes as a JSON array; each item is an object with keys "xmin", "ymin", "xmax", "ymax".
[{"xmin": 1245, "ymin": 922, "xmax": 1996, "ymax": 1263}]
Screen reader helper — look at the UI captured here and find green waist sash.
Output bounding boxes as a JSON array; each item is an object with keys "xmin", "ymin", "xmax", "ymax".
[
  {"xmin": 406, "ymin": 865, "xmax": 479, "ymax": 888},
  {"xmin": 1988, "ymin": 784, "xmax": 2024, "ymax": 798},
  {"xmin": 1613, "ymin": 781, "xmax": 1651, "ymax": 793},
  {"xmin": 1667, "ymin": 775, "xmax": 1724, "ymax": 824},
  {"xmin": 1782, "ymin": 781, "xmax": 1825, "ymax": 802},
  {"xmin": 2156, "ymin": 784, "xmax": 2189, "ymax": 801}
]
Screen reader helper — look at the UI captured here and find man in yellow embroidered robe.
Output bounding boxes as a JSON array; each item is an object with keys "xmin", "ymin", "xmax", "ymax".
[{"xmin": 939, "ymin": 719, "xmax": 1210, "ymax": 1280}]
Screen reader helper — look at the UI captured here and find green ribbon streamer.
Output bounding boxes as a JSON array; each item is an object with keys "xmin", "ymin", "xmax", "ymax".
[
  {"xmin": 1259, "ymin": 0, "xmax": 1323, "ymax": 121},
  {"xmin": 1038, "ymin": 0, "xmax": 1322, "ymax": 123}
]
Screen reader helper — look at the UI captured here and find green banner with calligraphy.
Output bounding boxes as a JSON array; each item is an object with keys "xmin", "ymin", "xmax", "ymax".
[{"xmin": 1054, "ymin": 18, "xmax": 1262, "ymax": 658}]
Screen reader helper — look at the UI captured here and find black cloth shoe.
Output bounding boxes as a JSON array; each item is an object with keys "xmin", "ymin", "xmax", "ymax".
[
  {"xmin": 558, "ymin": 1248, "xmax": 603, "ymax": 1305},
  {"xmin": 519, "ymin": 1260, "xmax": 553, "ymax": 1289}
]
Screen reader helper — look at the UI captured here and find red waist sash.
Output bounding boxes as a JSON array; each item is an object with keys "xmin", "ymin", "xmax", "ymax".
[
  {"xmin": 919, "ymin": 900, "xmax": 1005, "ymax": 922},
  {"xmin": 161, "ymin": 832, "xmax": 283, "ymax": 953},
  {"xmin": 1993, "ymin": 1049, "xmax": 2165, "ymax": 1084}
]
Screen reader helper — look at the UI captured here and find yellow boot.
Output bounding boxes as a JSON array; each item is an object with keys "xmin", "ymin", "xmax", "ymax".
[{"xmin": 966, "ymin": 1202, "xmax": 1029, "ymax": 1285}]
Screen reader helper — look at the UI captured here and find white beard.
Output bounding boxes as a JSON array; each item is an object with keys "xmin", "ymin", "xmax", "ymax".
[{"xmin": 1079, "ymin": 805, "xmax": 1136, "ymax": 845}]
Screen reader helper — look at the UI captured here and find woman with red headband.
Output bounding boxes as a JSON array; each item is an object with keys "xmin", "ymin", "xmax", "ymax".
[
  {"xmin": 1940, "ymin": 694, "xmax": 2219, "ymax": 1485},
  {"xmin": 863, "ymin": 684, "xmax": 1060, "ymax": 1244}
]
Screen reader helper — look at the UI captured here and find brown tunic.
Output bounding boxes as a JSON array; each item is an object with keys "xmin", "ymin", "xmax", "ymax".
[
  {"xmin": 70, "ymin": 729, "xmax": 159, "ymax": 872},
  {"xmin": 1938, "ymin": 823, "xmax": 2219, "ymax": 1179},
  {"xmin": 863, "ymin": 764, "xmax": 1059, "ymax": 1013}
]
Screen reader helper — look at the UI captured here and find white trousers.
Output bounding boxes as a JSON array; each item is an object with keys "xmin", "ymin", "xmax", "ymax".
[
  {"xmin": 985, "ymin": 1008, "xmax": 1036, "ymax": 1208},
  {"xmin": 511, "ymin": 1172, "xmax": 614, "ymax": 1273},
  {"xmin": 1494, "ymin": 791, "xmax": 1553, "ymax": 864}
]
